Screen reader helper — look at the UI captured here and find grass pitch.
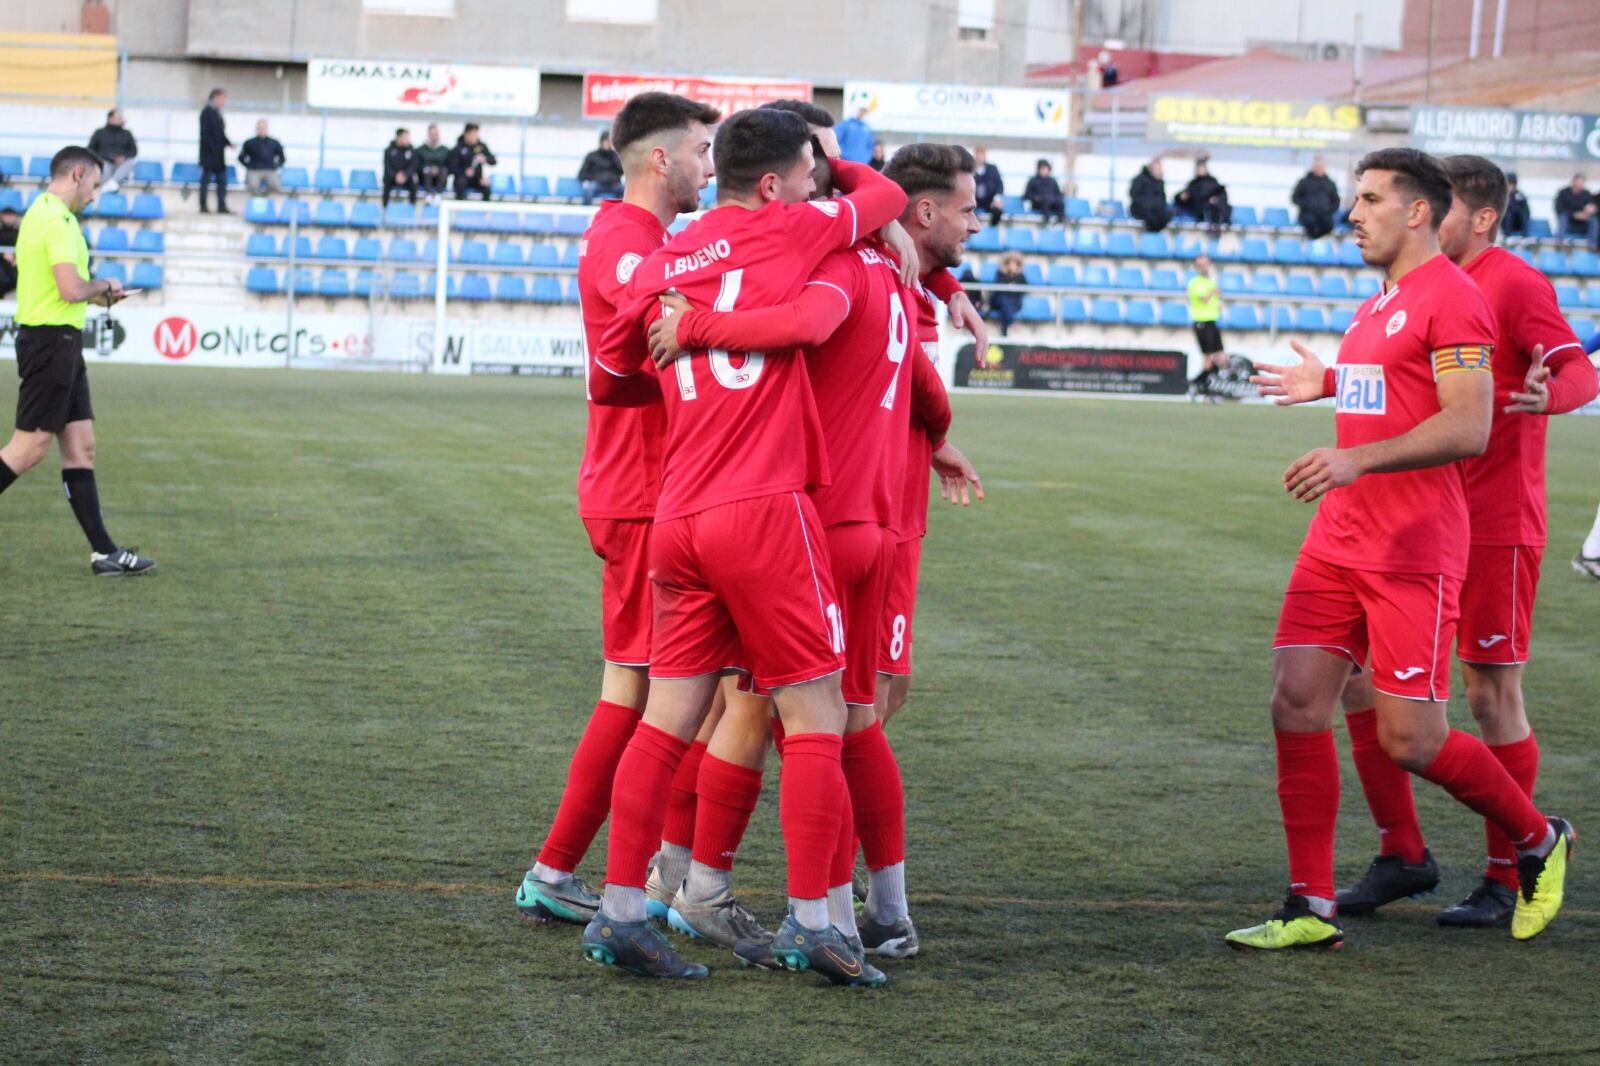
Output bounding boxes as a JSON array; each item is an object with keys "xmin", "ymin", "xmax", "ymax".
[{"xmin": 2, "ymin": 365, "xmax": 1597, "ymax": 1065}]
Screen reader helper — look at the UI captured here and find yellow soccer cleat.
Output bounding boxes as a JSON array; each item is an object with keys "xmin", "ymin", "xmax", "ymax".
[
  {"xmin": 1512, "ymin": 817, "xmax": 1576, "ymax": 941},
  {"xmin": 1226, "ymin": 895, "xmax": 1345, "ymax": 951}
]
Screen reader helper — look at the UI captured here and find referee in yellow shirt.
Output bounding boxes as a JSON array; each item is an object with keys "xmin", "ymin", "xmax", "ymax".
[
  {"xmin": 0, "ymin": 146, "xmax": 153, "ymax": 574},
  {"xmin": 1186, "ymin": 252, "xmax": 1229, "ymax": 402}
]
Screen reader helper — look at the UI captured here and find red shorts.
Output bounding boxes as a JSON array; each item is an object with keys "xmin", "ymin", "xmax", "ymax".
[
  {"xmin": 582, "ymin": 517, "xmax": 652, "ymax": 666},
  {"xmin": 1273, "ymin": 553, "xmax": 1461, "ymax": 701},
  {"xmin": 650, "ymin": 492, "xmax": 844, "ymax": 690},
  {"xmin": 878, "ymin": 537, "xmax": 922, "ymax": 676},
  {"xmin": 826, "ymin": 521, "xmax": 893, "ymax": 706},
  {"xmin": 1457, "ymin": 544, "xmax": 1541, "ymax": 665}
]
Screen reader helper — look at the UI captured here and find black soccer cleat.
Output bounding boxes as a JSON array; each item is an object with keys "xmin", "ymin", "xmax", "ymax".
[
  {"xmin": 1436, "ymin": 878, "xmax": 1518, "ymax": 928},
  {"xmin": 91, "ymin": 548, "xmax": 156, "ymax": 576},
  {"xmin": 1335, "ymin": 849, "xmax": 1440, "ymax": 916}
]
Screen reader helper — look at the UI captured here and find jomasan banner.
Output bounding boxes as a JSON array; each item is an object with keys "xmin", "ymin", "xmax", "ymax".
[
  {"xmin": 307, "ymin": 58, "xmax": 540, "ymax": 116},
  {"xmin": 843, "ymin": 81, "xmax": 1069, "ymax": 140},
  {"xmin": 583, "ymin": 72, "xmax": 812, "ymax": 121},
  {"xmin": 1148, "ymin": 96, "xmax": 1364, "ymax": 150}
]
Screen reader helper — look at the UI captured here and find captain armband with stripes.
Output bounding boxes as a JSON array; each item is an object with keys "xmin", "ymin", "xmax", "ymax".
[{"xmin": 1433, "ymin": 344, "xmax": 1493, "ymax": 377}]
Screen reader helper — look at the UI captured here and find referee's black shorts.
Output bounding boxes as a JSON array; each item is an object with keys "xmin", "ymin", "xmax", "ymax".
[
  {"xmin": 14, "ymin": 325, "xmax": 93, "ymax": 433},
  {"xmin": 1193, "ymin": 320, "xmax": 1225, "ymax": 356}
]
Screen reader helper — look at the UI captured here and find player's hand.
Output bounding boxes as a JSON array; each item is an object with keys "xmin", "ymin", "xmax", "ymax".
[
  {"xmin": 946, "ymin": 291, "xmax": 989, "ymax": 356},
  {"xmin": 931, "ymin": 441, "xmax": 984, "ymax": 506},
  {"xmin": 648, "ymin": 292, "xmax": 693, "ymax": 368},
  {"xmin": 813, "ymin": 127, "xmax": 841, "ymax": 160},
  {"xmin": 1506, "ymin": 343, "xmax": 1550, "ymax": 414},
  {"xmin": 879, "ymin": 221, "xmax": 920, "ymax": 287},
  {"xmin": 1250, "ymin": 341, "xmax": 1328, "ymax": 405},
  {"xmin": 97, "ymin": 278, "xmax": 126, "ymax": 307},
  {"xmin": 1283, "ymin": 447, "xmax": 1360, "ymax": 502}
]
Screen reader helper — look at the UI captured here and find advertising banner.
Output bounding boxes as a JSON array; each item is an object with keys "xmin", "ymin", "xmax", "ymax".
[
  {"xmin": 403, "ymin": 320, "xmax": 586, "ymax": 376},
  {"xmin": 307, "ymin": 58, "xmax": 541, "ymax": 116},
  {"xmin": 583, "ymin": 72, "xmax": 812, "ymax": 121},
  {"xmin": 1411, "ymin": 106, "xmax": 1600, "ymax": 161},
  {"xmin": 1147, "ymin": 95, "xmax": 1364, "ymax": 149},
  {"xmin": 954, "ymin": 341, "xmax": 1188, "ymax": 395},
  {"xmin": 843, "ymin": 81, "xmax": 1069, "ymax": 140}
]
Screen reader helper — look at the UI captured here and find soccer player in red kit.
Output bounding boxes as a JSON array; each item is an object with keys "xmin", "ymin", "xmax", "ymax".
[
  {"xmin": 1325, "ymin": 155, "xmax": 1597, "ymax": 926},
  {"xmin": 514, "ymin": 93, "xmax": 720, "ymax": 925},
  {"xmin": 1234, "ymin": 148, "xmax": 1573, "ymax": 950},
  {"xmin": 581, "ymin": 107, "xmax": 909, "ymax": 984}
]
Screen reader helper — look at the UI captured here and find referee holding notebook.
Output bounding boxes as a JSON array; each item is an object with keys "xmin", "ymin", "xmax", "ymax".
[{"xmin": 0, "ymin": 146, "xmax": 154, "ymax": 575}]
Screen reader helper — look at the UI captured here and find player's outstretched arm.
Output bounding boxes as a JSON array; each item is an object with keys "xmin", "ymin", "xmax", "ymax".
[
  {"xmin": 1508, "ymin": 342, "xmax": 1600, "ymax": 415},
  {"xmin": 649, "ymin": 281, "xmax": 852, "ymax": 368},
  {"xmin": 1251, "ymin": 341, "xmax": 1331, "ymax": 406},
  {"xmin": 931, "ymin": 440, "xmax": 983, "ymax": 507},
  {"xmin": 878, "ymin": 221, "xmax": 921, "ymax": 287},
  {"xmin": 827, "ymin": 158, "xmax": 910, "ymax": 246}
]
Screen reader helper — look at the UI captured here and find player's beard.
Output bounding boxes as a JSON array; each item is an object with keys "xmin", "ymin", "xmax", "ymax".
[{"xmin": 668, "ymin": 168, "xmax": 701, "ymax": 215}]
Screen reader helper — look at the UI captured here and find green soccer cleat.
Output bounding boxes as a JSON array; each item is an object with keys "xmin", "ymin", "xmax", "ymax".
[
  {"xmin": 581, "ymin": 912, "xmax": 709, "ymax": 980},
  {"xmin": 515, "ymin": 870, "xmax": 599, "ymax": 925},
  {"xmin": 766, "ymin": 911, "xmax": 888, "ymax": 988},
  {"xmin": 1512, "ymin": 817, "xmax": 1576, "ymax": 941},
  {"xmin": 1226, "ymin": 895, "xmax": 1345, "ymax": 951}
]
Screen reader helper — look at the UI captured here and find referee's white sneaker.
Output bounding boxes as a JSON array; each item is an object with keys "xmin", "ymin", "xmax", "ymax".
[{"xmin": 91, "ymin": 548, "xmax": 156, "ymax": 576}]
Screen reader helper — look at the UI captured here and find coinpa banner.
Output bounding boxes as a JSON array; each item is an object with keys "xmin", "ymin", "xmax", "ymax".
[
  {"xmin": 843, "ymin": 81, "xmax": 1069, "ymax": 140},
  {"xmin": 1412, "ymin": 106, "xmax": 1600, "ymax": 161},
  {"xmin": 1148, "ymin": 96, "xmax": 1364, "ymax": 150},
  {"xmin": 307, "ymin": 58, "xmax": 540, "ymax": 116}
]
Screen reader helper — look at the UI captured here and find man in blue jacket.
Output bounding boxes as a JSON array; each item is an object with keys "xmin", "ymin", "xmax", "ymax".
[{"xmin": 835, "ymin": 107, "xmax": 876, "ymax": 164}]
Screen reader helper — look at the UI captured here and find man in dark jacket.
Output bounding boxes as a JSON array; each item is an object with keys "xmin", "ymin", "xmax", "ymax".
[
  {"xmin": 238, "ymin": 119, "xmax": 285, "ymax": 195},
  {"xmin": 577, "ymin": 131, "xmax": 624, "ymax": 203},
  {"xmin": 1174, "ymin": 159, "xmax": 1229, "ymax": 233},
  {"xmin": 1555, "ymin": 173, "xmax": 1598, "ymax": 245},
  {"xmin": 973, "ymin": 145, "xmax": 1004, "ymax": 228},
  {"xmin": 1502, "ymin": 171, "xmax": 1531, "ymax": 237},
  {"xmin": 451, "ymin": 124, "xmax": 496, "ymax": 201},
  {"xmin": 198, "ymin": 88, "xmax": 232, "ymax": 213},
  {"xmin": 87, "ymin": 109, "xmax": 138, "ymax": 191},
  {"xmin": 416, "ymin": 124, "xmax": 451, "ymax": 200},
  {"xmin": 383, "ymin": 128, "xmax": 419, "ymax": 207},
  {"xmin": 0, "ymin": 204, "xmax": 18, "ymax": 298},
  {"xmin": 1024, "ymin": 159, "xmax": 1064, "ymax": 225},
  {"xmin": 1291, "ymin": 156, "xmax": 1340, "ymax": 240},
  {"xmin": 1128, "ymin": 158, "xmax": 1171, "ymax": 233}
]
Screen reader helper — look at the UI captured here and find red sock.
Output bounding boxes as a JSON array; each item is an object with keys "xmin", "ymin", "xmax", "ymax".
[
  {"xmin": 661, "ymin": 740, "xmax": 707, "ymax": 849},
  {"xmin": 1276, "ymin": 730, "xmax": 1339, "ymax": 902},
  {"xmin": 770, "ymin": 717, "xmax": 786, "ymax": 757},
  {"xmin": 604, "ymin": 723, "xmax": 689, "ymax": 889},
  {"xmin": 1345, "ymin": 708, "xmax": 1426, "ymax": 863},
  {"xmin": 842, "ymin": 722, "xmax": 906, "ymax": 870},
  {"xmin": 691, "ymin": 754, "xmax": 764, "ymax": 871},
  {"xmin": 1418, "ymin": 730, "xmax": 1548, "ymax": 852},
  {"xmin": 778, "ymin": 732, "xmax": 845, "ymax": 900},
  {"xmin": 536, "ymin": 699, "xmax": 640, "ymax": 872},
  {"xmin": 829, "ymin": 779, "xmax": 858, "ymax": 889},
  {"xmin": 1484, "ymin": 733, "xmax": 1540, "ymax": 889}
]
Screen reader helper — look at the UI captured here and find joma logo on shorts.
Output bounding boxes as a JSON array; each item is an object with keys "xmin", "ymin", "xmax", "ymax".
[{"xmin": 1335, "ymin": 364, "xmax": 1385, "ymax": 415}]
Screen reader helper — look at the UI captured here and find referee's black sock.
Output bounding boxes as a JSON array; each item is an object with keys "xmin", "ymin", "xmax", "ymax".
[
  {"xmin": 0, "ymin": 459, "xmax": 16, "ymax": 496},
  {"xmin": 61, "ymin": 468, "xmax": 117, "ymax": 555}
]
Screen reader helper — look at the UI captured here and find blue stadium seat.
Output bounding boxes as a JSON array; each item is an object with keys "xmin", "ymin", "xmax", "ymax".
[
  {"xmin": 224, "ymin": 165, "xmax": 240, "ymax": 186},
  {"xmin": 313, "ymin": 235, "xmax": 348, "ymax": 261},
  {"xmin": 967, "ymin": 228, "xmax": 1001, "ymax": 253},
  {"xmin": 354, "ymin": 269, "xmax": 381, "ymax": 297},
  {"xmin": 1294, "ymin": 307, "xmax": 1329, "ymax": 333},
  {"xmin": 1036, "ymin": 229, "xmax": 1069, "ymax": 255},
  {"xmin": 1065, "ymin": 197, "xmax": 1093, "ymax": 220},
  {"xmin": 1318, "ymin": 274, "xmax": 1350, "ymax": 299},
  {"xmin": 27, "ymin": 157, "xmax": 52, "ymax": 180},
  {"xmin": 1263, "ymin": 206, "xmax": 1293, "ymax": 229},
  {"xmin": 492, "ymin": 242, "xmax": 524, "ymax": 267},
  {"xmin": 1018, "ymin": 263, "xmax": 1042, "ymax": 286},
  {"xmin": 1159, "ymin": 301, "xmax": 1189, "ymax": 327},
  {"xmin": 1554, "ymin": 284, "xmax": 1580, "ymax": 307},
  {"xmin": 1230, "ymin": 205, "xmax": 1258, "ymax": 228},
  {"xmin": 1114, "ymin": 266, "xmax": 1146, "ymax": 290},
  {"xmin": 1149, "ymin": 268, "xmax": 1181, "ymax": 291},
  {"xmin": 1003, "ymin": 228, "xmax": 1036, "ymax": 253},
  {"xmin": 318, "ymin": 269, "xmax": 351, "ymax": 297},
  {"xmin": 280, "ymin": 167, "xmax": 310, "ymax": 191},
  {"xmin": 1171, "ymin": 234, "xmax": 1202, "ymax": 260},
  {"xmin": 1307, "ymin": 240, "xmax": 1338, "ymax": 267},
  {"xmin": 1088, "ymin": 297, "xmax": 1122, "ymax": 325},
  {"xmin": 1219, "ymin": 270, "xmax": 1248, "ymax": 294},
  {"xmin": 131, "ymin": 262, "xmax": 163, "ymax": 290},
  {"xmin": 279, "ymin": 199, "xmax": 312, "ymax": 227},
  {"xmin": 561, "ymin": 243, "xmax": 581, "ymax": 269},
  {"xmin": 352, "ymin": 237, "xmax": 382, "ymax": 262},
  {"xmin": 455, "ymin": 210, "xmax": 490, "ymax": 233},
  {"xmin": 1250, "ymin": 274, "xmax": 1282, "ymax": 295},
  {"xmin": 1525, "ymin": 218, "xmax": 1553, "ymax": 240},
  {"xmin": 171, "ymin": 162, "xmax": 202, "ymax": 186},
  {"xmin": 1097, "ymin": 200, "xmax": 1128, "ymax": 220},
  {"xmin": 1271, "ymin": 305, "xmax": 1296, "ymax": 332},
  {"xmin": 1082, "ymin": 265, "xmax": 1112, "ymax": 288},
  {"xmin": 1020, "ymin": 296, "xmax": 1055, "ymax": 322},
  {"xmin": 486, "ymin": 211, "xmax": 520, "ymax": 235},
  {"xmin": 563, "ymin": 278, "xmax": 582, "ymax": 304},
  {"xmin": 1237, "ymin": 237, "xmax": 1271, "ymax": 263},
  {"xmin": 0, "ymin": 187, "xmax": 23, "ymax": 212},
  {"xmin": 496, "ymin": 275, "xmax": 529, "ymax": 302},
  {"xmin": 1273, "ymin": 239, "xmax": 1307, "ymax": 265},
  {"xmin": 699, "ymin": 184, "xmax": 717, "ymax": 209},
  {"xmin": 1224, "ymin": 305, "xmax": 1262, "ymax": 331},
  {"xmin": 1567, "ymin": 316, "xmax": 1594, "ymax": 339},
  {"xmin": 555, "ymin": 176, "xmax": 586, "ymax": 201},
  {"xmin": 555, "ymin": 213, "xmax": 589, "ymax": 237},
  {"xmin": 389, "ymin": 272, "xmax": 422, "ymax": 299},
  {"xmin": 283, "ymin": 235, "xmax": 312, "ymax": 260},
  {"xmin": 245, "ymin": 197, "xmax": 277, "ymax": 225},
  {"xmin": 246, "ymin": 266, "xmax": 280, "ymax": 293},
  {"xmin": 0, "ymin": 154, "xmax": 23, "ymax": 178},
  {"xmin": 1353, "ymin": 275, "xmax": 1380, "ymax": 299},
  {"xmin": 129, "ymin": 193, "xmax": 164, "ymax": 220},
  {"xmin": 314, "ymin": 201, "xmax": 347, "ymax": 228},
  {"xmin": 531, "ymin": 276, "xmax": 564, "ymax": 303},
  {"xmin": 460, "ymin": 273, "xmax": 492, "ymax": 302},
  {"xmin": 348, "ymin": 169, "xmax": 380, "ymax": 195},
  {"xmin": 457, "ymin": 239, "xmax": 490, "ymax": 265},
  {"xmin": 1285, "ymin": 273, "xmax": 1316, "ymax": 296},
  {"xmin": 1536, "ymin": 249, "xmax": 1568, "ymax": 275},
  {"xmin": 1106, "ymin": 232, "xmax": 1138, "ymax": 258},
  {"xmin": 419, "ymin": 203, "xmax": 441, "ymax": 226},
  {"xmin": 349, "ymin": 202, "xmax": 381, "ymax": 229},
  {"xmin": 246, "ymin": 233, "xmax": 279, "ymax": 258},
  {"xmin": 490, "ymin": 174, "xmax": 518, "ymax": 199},
  {"xmin": 314, "ymin": 167, "xmax": 344, "ymax": 193},
  {"xmin": 1569, "ymin": 250, "xmax": 1600, "ymax": 277},
  {"xmin": 423, "ymin": 273, "xmax": 457, "ymax": 298},
  {"xmin": 1583, "ymin": 288, "xmax": 1600, "ymax": 309},
  {"xmin": 522, "ymin": 176, "xmax": 551, "ymax": 199},
  {"xmin": 977, "ymin": 261, "xmax": 999, "ymax": 284},
  {"xmin": 521, "ymin": 212, "xmax": 557, "ymax": 235},
  {"xmin": 1059, "ymin": 297, "xmax": 1087, "ymax": 323},
  {"xmin": 387, "ymin": 237, "xmax": 420, "ymax": 262},
  {"xmin": 1071, "ymin": 231, "xmax": 1104, "ymax": 256},
  {"xmin": 1338, "ymin": 241, "xmax": 1365, "ymax": 267},
  {"xmin": 527, "ymin": 243, "xmax": 560, "ymax": 268},
  {"xmin": 421, "ymin": 239, "xmax": 441, "ymax": 264},
  {"xmin": 132, "ymin": 230, "xmax": 164, "ymax": 254},
  {"xmin": 384, "ymin": 203, "xmax": 417, "ymax": 228},
  {"xmin": 1125, "ymin": 300, "xmax": 1157, "ymax": 327},
  {"xmin": 1047, "ymin": 263, "xmax": 1078, "ymax": 287},
  {"xmin": 96, "ymin": 227, "xmax": 130, "ymax": 252},
  {"xmin": 1001, "ymin": 194, "xmax": 1028, "ymax": 217},
  {"xmin": 1330, "ymin": 307, "xmax": 1355, "ymax": 333},
  {"xmin": 95, "ymin": 192, "xmax": 129, "ymax": 218},
  {"xmin": 1137, "ymin": 232, "xmax": 1170, "ymax": 258},
  {"xmin": 291, "ymin": 268, "xmax": 316, "ymax": 295}
]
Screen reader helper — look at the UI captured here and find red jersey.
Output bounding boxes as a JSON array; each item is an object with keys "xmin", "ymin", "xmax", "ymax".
[
  {"xmin": 1459, "ymin": 246, "xmax": 1596, "ymax": 546},
  {"xmin": 1302, "ymin": 254, "xmax": 1497, "ymax": 579},
  {"xmin": 594, "ymin": 161, "xmax": 908, "ymax": 522},
  {"xmin": 576, "ymin": 200, "xmax": 669, "ymax": 520},
  {"xmin": 897, "ymin": 275, "xmax": 954, "ymax": 542}
]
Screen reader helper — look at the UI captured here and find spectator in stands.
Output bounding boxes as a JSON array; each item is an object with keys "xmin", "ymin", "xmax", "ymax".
[
  {"xmin": 1555, "ymin": 173, "xmax": 1598, "ymax": 245},
  {"xmin": 416, "ymin": 124, "xmax": 450, "ymax": 202},
  {"xmin": 451, "ymin": 123, "xmax": 496, "ymax": 201},
  {"xmin": 87, "ymin": 109, "xmax": 138, "ymax": 192},
  {"xmin": 0, "ymin": 204, "xmax": 18, "ymax": 297},
  {"xmin": 577, "ymin": 131, "xmax": 624, "ymax": 204},
  {"xmin": 835, "ymin": 106, "xmax": 875, "ymax": 164},
  {"xmin": 973, "ymin": 146, "xmax": 1004, "ymax": 228},
  {"xmin": 869, "ymin": 142, "xmax": 886, "ymax": 171},
  {"xmin": 1292, "ymin": 156, "xmax": 1340, "ymax": 240},
  {"xmin": 383, "ymin": 128, "xmax": 419, "ymax": 207},
  {"xmin": 1174, "ymin": 158, "xmax": 1230, "ymax": 235},
  {"xmin": 1098, "ymin": 50, "xmax": 1120, "ymax": 88},
  {"xmin": 238, "ymin": 119, "xmax": 285, "ymax": 195},
  {"xmin": 989, "ymin": 251, "xmax": 1027, "ymax": 336},
  {"xmin": 1024, "ymin": 159, "xmax": 1065, "ymax": 226},
  {"xmin": 1502, "ymin": 171, "xmax": 1531, "ymax": 237},
  {"xmin": 198, "ymin": 87, "xmax": 232, "ymax": 214},
  {"xmin": 1129, "ymin": 158, "xmax": 1171, "ymax": 233}
]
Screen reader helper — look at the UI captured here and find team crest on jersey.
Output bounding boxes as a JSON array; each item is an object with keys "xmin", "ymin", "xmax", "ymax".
[
  {"xmin": 1335, "ymin": 364, "xmax": 1386, "ymax": 415},
  {"xmin": 808, "ymin": 200, "xmax": 841, "ymax": 217},
  {"xmin": 616, "ymin": 252, "xmax": 643, "ymax": 284},
  {"xmin": 1385, "ymin": 309, "xmax": 1408, "ymax": 337}
]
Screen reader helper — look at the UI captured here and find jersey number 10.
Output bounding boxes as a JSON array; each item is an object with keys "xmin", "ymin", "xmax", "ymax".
[{"xmin": 675, "ymin": 268, "xmax": 766, "ymax": 400}]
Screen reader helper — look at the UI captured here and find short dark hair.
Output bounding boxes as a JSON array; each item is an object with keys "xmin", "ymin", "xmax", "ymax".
[
  {"xmin": 712, "ymin": 108, "xmax": 811, "ymax": 195},
  {"xmin": 1442, "ymin": 154, "xmax": 1509, "ymax": 239},
  {"xmin": 884, "ymin": 143, "xmax": 977, "ymax": 200},
  {"xmin": 395, "ymin": 127, "xmax": 408, "ymax": 137},
  {"xmin": 611, "ymin": 92, "xmax": 722, "ymax": 154},
  {"xmin": 463, "ymin": 123, "xmax": 479, "ymax": 133},
  {"xmin": 50, "ymin": 146, "xmax": 102, "ymax": 178},
  {"xmin": 208, "ymin": 88, "xmax": 225, "ymax": 102},
  {"xmin": 106, "ymin": 108, "xmax": 117, "ymax": 121},
  {"xmin": 1356, "ymin": 147, "xmax": 1452, "ymax": 229},
  {"xmin": 761, "ymin": 99, "xmax": 834, "ymax": 129}
]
